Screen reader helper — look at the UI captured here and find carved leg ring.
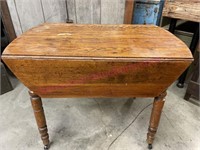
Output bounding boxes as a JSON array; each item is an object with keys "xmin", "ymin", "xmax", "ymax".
[
  {"xmin": 147, "ymin": 91, "xmax": 167, "ymax": 149},
  {"xmin": 29, "ymin": 91, "xmax": 50, "ymax": 149}
]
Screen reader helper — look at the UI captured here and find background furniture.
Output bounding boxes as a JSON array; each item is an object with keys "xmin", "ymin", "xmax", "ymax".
[
  {"xmin": 0, "ymin": 0, "xmax": 16, "ymax": 94},
  {"xmin": 0, "ymin": 62, "xmax": 13, "ymax": 95},
  {"xmin": 133, "ymin": 0, "xmax": 164, "ymax": 25},
  {"xmin": 124, "ymin": 0, "xmax": 164, "ymax": 25},
  {"xmin": 184, "ymin": 43, "xmax": 199, "ymax": 101},
  {"xmin": 0, "ymin": 0, "xmax": 16, "ymax": 42}
]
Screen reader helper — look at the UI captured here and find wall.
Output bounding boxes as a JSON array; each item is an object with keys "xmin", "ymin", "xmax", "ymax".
[{"xmin": 7, "ymin": 0, "xmax": 126, "ymax": 36}]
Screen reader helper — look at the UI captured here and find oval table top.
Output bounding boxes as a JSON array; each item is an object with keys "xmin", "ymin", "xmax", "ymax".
[{"xmin": 3, "ymin": 23, "xmax": 193, "ymax": 60}]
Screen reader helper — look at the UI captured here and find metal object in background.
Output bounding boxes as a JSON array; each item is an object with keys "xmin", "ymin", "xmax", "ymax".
[
  {"xmin": 132, "ymin": 0, "xmax": 165, "ymax": 25},
  {"xmin": 65, "ymin": 0, "xmax": 73, "ymax": 23},
  {"xmin": 168, "ymin": 18, "xmax": 177, "ymax": 33}
]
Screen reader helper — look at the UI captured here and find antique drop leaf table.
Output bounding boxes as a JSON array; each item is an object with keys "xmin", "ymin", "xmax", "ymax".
[{"xmin": 2, "ymin": 23, "xmax": 193, "ymax": 149}]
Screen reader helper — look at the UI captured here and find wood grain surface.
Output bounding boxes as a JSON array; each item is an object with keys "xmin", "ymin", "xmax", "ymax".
[
  {"xmin": 3, "ymin": 59, "xmax": 192, "ymax": 98},
  {"xmin": 2, "ymin": 23, "xmax": 193, "ymax": 98},
  {"xmin": 147, "ymin": 91, "xmax": 166, "ymax": 145},
  {"xmin": 163, "ymin": 0, "xmax": 200, "ymax": 22},
  {"xmin": 2, "ymin": 23, "xmax": 193, "ymax": 149},
  {"xmin": 29, "ymin": 91, "xmax": 49, "ymax": 147},
  {"xmin": 2, "ymin": 23, "xmax": 192, "ymax": 59}
]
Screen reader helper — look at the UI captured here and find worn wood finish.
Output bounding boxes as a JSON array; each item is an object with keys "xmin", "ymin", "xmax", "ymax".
[
  {"xmin": 3, "ymin": 58, "xmax": 191, "ymax": 98},
  {"xmin": 124, "ymin": 0, "xmax": 134, "ymax": 24},
  {"xmin": 147, "ymin": 91, "xmax": 166, "ymax": 147},
  {"xmin": 2, "ymin": 24, "xmax": 193, "ymax": 98},
  {"xmin": 2, "ymin": 24, "xmax": 192, "ymax": 59},
  {"xmin": 0, "ymin": 0, "xmax": 17, "ymax": 42},
  {"xmin": 29, "ymin": 91, "xmax": 50, "ymax": 148},
  {"xmin": 162, "ymin": 0, "xmax": 200, "ymax": 22},
  {"xmin": 2, "ymin": 24, "xmax": 193, "ymax": 148}
]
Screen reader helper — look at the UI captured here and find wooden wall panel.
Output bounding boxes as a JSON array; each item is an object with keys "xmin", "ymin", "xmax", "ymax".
[
  {"xmin": 75, "ymin": 0, "xmax": 101, "ymax": 24},
  {"xmin": 7, "ymin": 0, "xmax": 22, "ymax": 36},
  {"xmin": 7, "ymin": 0, "xmax": 127, "ymax": 35},
  {"xmin": 101, "ymin": 0, "xmax": 125, "ymax": 24},
  {"xmin": 75, "ymin": 0, "xmax": 91, "ymax": 24},
  {"xmin": 91, "ymin": 0, "xmax": 101, "ymax": 24},
  {"xmin": 41, "ymin": 0, "xmax": 67, "ymax": 22},
  {"xmin": 14, "ymin": 0, "xmax": 45, "ymax": 32}
]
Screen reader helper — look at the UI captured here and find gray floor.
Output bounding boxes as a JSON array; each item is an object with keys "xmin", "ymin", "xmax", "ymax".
[{"xmin": 0, "ymin": 77, "xmax": 200, "ymax": 150}]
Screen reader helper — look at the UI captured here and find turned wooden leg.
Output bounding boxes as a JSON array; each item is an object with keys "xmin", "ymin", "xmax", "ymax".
[
  {"xmin": 147, "ymin": 91, "xmax": 167, "ymax": 149},
  {"xmin": 29, "ymin": 91, "xmax": 50, "ymax": 150}
]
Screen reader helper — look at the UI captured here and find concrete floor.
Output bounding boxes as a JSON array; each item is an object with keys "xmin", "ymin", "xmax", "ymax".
[{"xmin": 0, "ymin": 77, "xmax": 200, "ymax": 150}]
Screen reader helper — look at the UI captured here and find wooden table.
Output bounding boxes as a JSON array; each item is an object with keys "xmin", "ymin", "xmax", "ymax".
[{"xmin": 2, "ymin": 23, "xmax": 193, "ymax": 149}]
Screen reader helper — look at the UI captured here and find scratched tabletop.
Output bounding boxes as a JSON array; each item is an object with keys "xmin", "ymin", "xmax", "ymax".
[{"xmin": 3, "ymin": 23, "xmax": 192, "ymax": 59}]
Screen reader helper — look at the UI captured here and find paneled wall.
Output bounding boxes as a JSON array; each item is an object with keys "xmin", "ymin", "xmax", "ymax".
[{"xmin": 7, "ymin": 0, "xmax": 126, "ymax": 36}]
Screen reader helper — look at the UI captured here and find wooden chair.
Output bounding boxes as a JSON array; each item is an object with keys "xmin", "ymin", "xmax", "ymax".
[{"xmin": 184, "ymin": 43, "xmax": 200, "ymax": 101}]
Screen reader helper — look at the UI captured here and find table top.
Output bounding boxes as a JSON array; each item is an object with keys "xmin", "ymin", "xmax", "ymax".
[{"xmin": 3, "ymin": 23, "xmax": 192, "ymax": 60}]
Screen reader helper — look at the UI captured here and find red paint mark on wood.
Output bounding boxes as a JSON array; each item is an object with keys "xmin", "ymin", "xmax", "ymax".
[{"xmin": 37, "ymin": 62, "xmax": 155, "ymax": 94}]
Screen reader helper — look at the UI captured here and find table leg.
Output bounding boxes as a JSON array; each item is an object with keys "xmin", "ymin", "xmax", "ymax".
[
  {"xmin": 147, "ymin": 91, "xmax": 166, "ymax": 149},
  {"xmin": 168, "ymin": 18, "xmax": 177, "ymax": 33},
  {"xmin": 29, "ymin": 91, "xmax": 50, "ymax": 150}
]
